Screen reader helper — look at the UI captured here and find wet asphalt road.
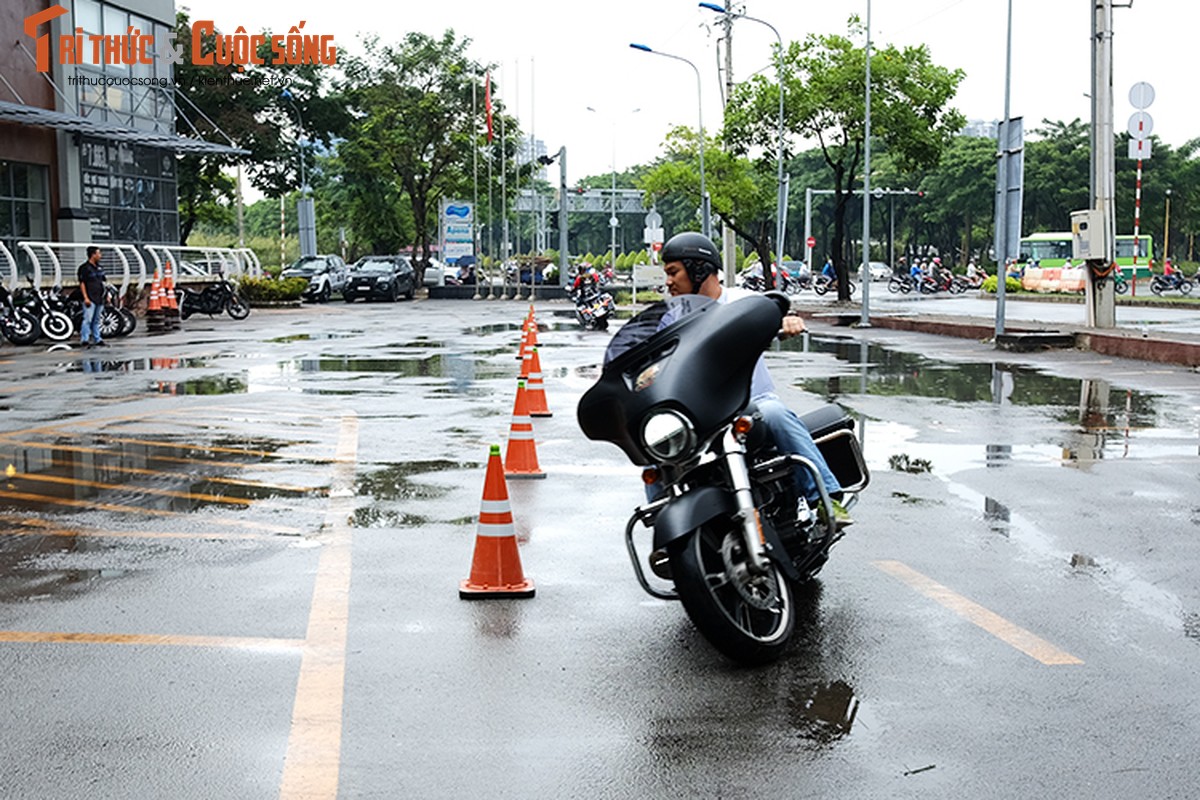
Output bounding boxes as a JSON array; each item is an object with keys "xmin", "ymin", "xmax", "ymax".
[{"xmin": 1, "ymin": 296, "xmax": 1199, "ymax": 799}]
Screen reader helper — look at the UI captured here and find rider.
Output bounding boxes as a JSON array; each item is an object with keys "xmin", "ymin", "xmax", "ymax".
[{"xmin": 659, "ymin": 232, "xmax": 852, "ymax": 528}]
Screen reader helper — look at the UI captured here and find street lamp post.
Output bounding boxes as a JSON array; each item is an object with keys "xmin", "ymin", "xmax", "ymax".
[
  {"xmin": 699, "ymin": 3, "xmax": 786, "ymax": 265},
  {"xmin": 587, "ymin": 106, "xmax": 641, "ymax": 279},
  {"xmin": 1164, "ymin": 188, "xmax": 1172, "ymax": 266},
  {"xmin": 281, "ymin": 89, "xmax": 317, "ymax": 258},
  {"xmin": 629, "ymin": 43, "xmax": 710, "ymax": 238}
]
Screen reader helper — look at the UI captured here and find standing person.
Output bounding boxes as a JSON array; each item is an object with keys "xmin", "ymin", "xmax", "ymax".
[
  {"xmin": 660, "ymin": 232, "xmax": 852, "ymax": 527},
  {"xmin": 77, "ymin": 246, "xmax": 107, "ymax": 348}
]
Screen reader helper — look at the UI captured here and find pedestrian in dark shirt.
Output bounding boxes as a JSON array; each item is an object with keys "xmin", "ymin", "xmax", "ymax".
[{"xmin": 77, "ymin": 246, "xmax": 107, "ymax": 348}]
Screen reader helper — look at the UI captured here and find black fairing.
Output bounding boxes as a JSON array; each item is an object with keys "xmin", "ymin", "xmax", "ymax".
[{"xmin": 577, "ymin": 292, "xmax": 787, "ymax": 465}]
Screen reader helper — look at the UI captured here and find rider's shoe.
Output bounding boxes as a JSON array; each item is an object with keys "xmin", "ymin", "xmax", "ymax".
[{"xmin": 817, "ymin": 499, "xmax": 854, "ymax": 531}]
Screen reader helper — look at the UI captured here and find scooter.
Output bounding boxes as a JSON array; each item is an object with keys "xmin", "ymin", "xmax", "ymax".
[
  {"xmin": 175, "ymin": 272, "xmax": 251, "ymax": 320},
  {"xmin": 577, "ymin": 292, "xmax": 869, "ymax": 664},
  {"xmin": 1150, "ymin": 272, "xmax": 1194, "ymax": 296}
]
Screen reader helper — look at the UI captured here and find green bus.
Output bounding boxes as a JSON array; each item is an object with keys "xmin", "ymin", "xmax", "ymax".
[{"xmin": 1018, "ymin": 232, "xmax": 1154, "ymax": 276}]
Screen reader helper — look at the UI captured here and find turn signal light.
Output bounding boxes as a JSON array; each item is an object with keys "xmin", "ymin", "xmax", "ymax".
[
  {"xmin": 733, "ymin": 416, "xmax": 754, "ymax": 439},
  {"xmin": 642, "ymin": 467, "xmax": 661, "ymax": 485}
]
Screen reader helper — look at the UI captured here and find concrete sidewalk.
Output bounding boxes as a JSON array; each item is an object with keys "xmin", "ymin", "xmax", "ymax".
[{"xmin": 796, "ymin": 293, "xmax": 1200, "ymax": 368}]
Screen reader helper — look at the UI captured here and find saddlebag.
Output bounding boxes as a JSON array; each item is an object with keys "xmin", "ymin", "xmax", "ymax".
[{"xmin": 799, "ymin": 404, "xmax": 869, "ymax": 494}]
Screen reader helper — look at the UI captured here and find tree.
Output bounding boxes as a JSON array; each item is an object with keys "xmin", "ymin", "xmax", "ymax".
[
  {"xmin": 339, "ymin": 32, "xmax": 506, "ymax": 284},
  {"xmin": 172, "ymin": 13, "xmax": 347, "ymax": 244},
  {"xmin": 726, "ymin": 18, "xmax": 965, "ymax": 300}
]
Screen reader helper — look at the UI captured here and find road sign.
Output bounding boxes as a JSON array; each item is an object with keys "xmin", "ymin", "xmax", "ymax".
[
  {"xmin": 1127, "ymin": 111, "xmax": 1154, "ymax": 139},
  {"xmin": 806, "ymin": 236, "xmax": 816, "ymax": 249},
  {"xmin": 1129, "ymin": 81, "xmax": 1155, "ymax": 110},
  {"xmin": 1128, "ymin": 139, "xmax": 1152, "ymax": 159}
]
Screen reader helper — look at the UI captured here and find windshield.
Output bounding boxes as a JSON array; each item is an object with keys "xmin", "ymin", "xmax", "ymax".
[
  {"xmin": 354, "ymin": 261, "xmax": 393, "ymax": 274},
  {"xmin": 285, "ymin": 258, "xmax": 323, "ymax": 275},
  {"xmin": 603, "ymin": 294, "xmax": 715, "ymax": 366}
]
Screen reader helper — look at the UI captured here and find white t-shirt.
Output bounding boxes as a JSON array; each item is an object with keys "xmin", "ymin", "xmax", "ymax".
[{"xmin": 718, "ymin": 287, "xmax": 776, "ymax": 398}]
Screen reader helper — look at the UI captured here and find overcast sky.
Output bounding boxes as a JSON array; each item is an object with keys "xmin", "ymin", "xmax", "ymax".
[{"xmin": 187, "ymin": 0, "xmax": 1194, "ymax": 187}]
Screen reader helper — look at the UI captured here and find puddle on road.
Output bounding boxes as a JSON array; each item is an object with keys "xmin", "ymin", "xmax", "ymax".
[
  {"xmin": 152, "ymin": 374, "xmax": 248, "ymax": 395},
  {"xmin": 268, "ymin": 332, "xmax": 360, "ymax": 342},
  {"xmin": 349, "ymin": 460, "xmax": 477, "ymax": 528},
  {"xmin": 790, "ymin": 680, "xmax": 861, "ymax": 745},
  {"xmin": 0, "ymin": 435, "xmax": 296, "ymax": 516}
]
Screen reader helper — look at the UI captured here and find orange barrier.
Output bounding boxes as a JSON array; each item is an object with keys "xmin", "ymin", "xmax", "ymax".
[
  {"xmin": 525, "ymin": 347, "xmax": 552, "ymax": 417},
  {"xmin": 459, "ymin": 444, "xmax": 535, "ymax": 599},
  {"xmin": 504, "ymin": 380, "xmax": 546, "ymax": 479}
]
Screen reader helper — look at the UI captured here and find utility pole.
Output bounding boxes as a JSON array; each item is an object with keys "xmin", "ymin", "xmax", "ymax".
[
  {"xmin": 720, "ymin": 1, "xmax": 737, "ymax": 288},
  {"xmin": 1086, "ymin": 0, "xmax": 1117, "ymax": 328}
]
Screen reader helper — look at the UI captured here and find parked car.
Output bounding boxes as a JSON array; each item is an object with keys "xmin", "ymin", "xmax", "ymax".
[
  {"xmin": 345, "ymin": 255, "xmax": 416, "ymax": 302},
  {"xmin": 281, "ymin": 255, "xmax": 350, "ymax": 302},
  {"xmin": 421, "ymin": 259, "xmax": 447, "ymax": 288},
  {"xmin": 858, "ymin": 261, "xmax": 892, "ymax": 282}
]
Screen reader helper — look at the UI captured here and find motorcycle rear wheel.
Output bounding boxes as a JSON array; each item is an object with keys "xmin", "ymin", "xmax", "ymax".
[{"xmin": 669, "ymin": 524, "xmax": 795, "ymax": 665}]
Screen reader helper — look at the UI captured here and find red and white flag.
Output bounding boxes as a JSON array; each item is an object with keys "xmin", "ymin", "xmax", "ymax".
[{"xmin": 484, "ymin": 71, "xmax": 494, "ymax": 144}]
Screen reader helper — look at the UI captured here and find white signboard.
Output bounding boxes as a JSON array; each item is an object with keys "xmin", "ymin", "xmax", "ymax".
[{"xmin": 441, "ymin": 200, "xmax": 474, "ymax": 263}]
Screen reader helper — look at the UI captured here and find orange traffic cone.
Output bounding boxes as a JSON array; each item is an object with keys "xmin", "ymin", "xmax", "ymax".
[
  {"xmin": 460, "ymin": 444, "xmax": 535, "ymax": 599},
  {"xmin": 525, "ymin": 347, "xmax": 552, "ymax": 417},
  {"xmin": 518, "ymin": 339, "xmax": 533, "ymax": 379},
  {"xmin": 505, "ymin": 380, "xmax": 546, "ymax": 479},
  {"xmin": 146, "ymin": 271, "xmax": 165, "ymax": 333},
  {"xmin": 525, "ymin": 317, "xmax": 540, "ymax": 349},
  {"xmin": 515, "ymin": 318, "xmax": 531, "ymax": 361}
]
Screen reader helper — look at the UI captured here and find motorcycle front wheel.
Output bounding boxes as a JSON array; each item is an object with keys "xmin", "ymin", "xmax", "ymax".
[
  {"xmin": 669, "ymin": 524, "xmax": 795, "ymax": 665},
  {"xmin": 2, "ymin": 310, "xmax": 40, "ymax": 345},
  {"xmin": 1179, "ymin": 280, "xmax": 1194, "ymax": 295},
  {"xmin": 41, "ymin": 310, "xmax": 74, "ymax": 341},
  {"xmin": 226, "ymin": 292, "xmax": 251, "ymax": 320}
]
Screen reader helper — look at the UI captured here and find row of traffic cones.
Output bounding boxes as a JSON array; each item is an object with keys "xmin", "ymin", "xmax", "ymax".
[
  {"xmin": 459, "ymin": 306, "xmax": 552, "ymax": 600},
  {"xmin": 145, "ymin": 265, "xmax": 180, "ymax": 334}
]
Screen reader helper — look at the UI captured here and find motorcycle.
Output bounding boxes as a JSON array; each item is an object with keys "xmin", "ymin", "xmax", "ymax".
[
  {"xmin": 12, "ymin": 279, "xmax": 74, "ymax": 341},
  {"xmin": 63, "ymin": 284, "xmax": 133, "ymax": 340},
  {"xmin": 887, "ymin": 274, "xmax": 917, "ymax": 294},
  {"xmin": 175, "ymin": 273, "xmax": 251, "ymax": 320},
  {"xmin": 570, "ymin": 280, "xmax": 616, "ymax": 331},
  {"xmin": 0, "ymin": 284, "xmax": 41, "ymax": 345},
  {"xmin": 812, "ymin": 274, "xmax": 856, "ymax": 296},
  {"xmin": 577, "ymin": 292, "xmax": 869, "ymax": 664},
  {"xmin": 1150, "ymin": 272, "xmax": 1194, "ymax": 296}
]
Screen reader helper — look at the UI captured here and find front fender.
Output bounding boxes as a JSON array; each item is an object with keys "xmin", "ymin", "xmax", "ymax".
[{"xmin": 652, "ymin": 485, "xmax": 737, "ymax": 550}]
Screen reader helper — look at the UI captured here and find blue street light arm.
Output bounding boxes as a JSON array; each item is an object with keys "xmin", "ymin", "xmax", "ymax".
[
  {"xmin": 629, "ymin": 43, "xmax": 651, "ymax": 52},
  {"xmin": 697, "ymin": 2, "xmax": 725, "ymax": 13}
]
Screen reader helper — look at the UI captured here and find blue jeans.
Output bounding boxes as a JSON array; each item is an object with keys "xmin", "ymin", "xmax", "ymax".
[
  {"xmin": 754, "ymin": 394, "xmax": 842, "ymax": 505},
  {"xmin": 81, "ymin": 301, "xmax": 104, "ymax": 344}
]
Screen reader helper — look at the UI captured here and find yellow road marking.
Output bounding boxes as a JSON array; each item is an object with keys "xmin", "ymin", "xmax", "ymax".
[
  {"xmin": 0, "ymin": 457, "xmax": 318, "ymax": 494},
  {"xmin": 0, "ymin": 631, "xmax": 303, "ymax": 650},
  {"xmin": 7, "ymin": 472, "xmax": 252, "ymax": 506},
  {"xmin": 0, "ymin": 517, "xmax": 276, "ymax": 541},
  {"xmin": 873, "ymin": 560, "xmax": 1084, "ymax": 666},
  {"xmin": 279, "ymin": 413, "xmax": 357, "ymax": 800},
  {"xmin": 0, "ymin": 493, "xmax": 302, "ymax": 533},
  {"xmin": 0, "ymin": 438, "xmax": 272, "ymax": 470}
]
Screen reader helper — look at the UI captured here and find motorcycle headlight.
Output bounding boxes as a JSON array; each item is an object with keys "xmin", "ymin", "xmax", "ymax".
[{"xmin": 641, "ymin": 409, "xmax": 696, "ymax": 462}]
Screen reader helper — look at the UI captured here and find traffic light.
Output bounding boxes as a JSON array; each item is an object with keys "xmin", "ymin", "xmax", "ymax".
[
  {"xmin": 917, "ymin": 190, "xmax": 925, "ymax": 198},
  {"xmin": 575, "ymin": 186, "xmax": 585, "ymax": 195}
]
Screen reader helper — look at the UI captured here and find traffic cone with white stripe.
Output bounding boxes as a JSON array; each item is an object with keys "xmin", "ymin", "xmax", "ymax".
[
  {"xmin": 505, "ymin": 379, "xmax": 546, "ymax": 479},
  {"xmin": 525, "ymin": 347, "xmax": 552, "ymax": 417},
  {"xmin": 515, "ymin": 317, "xmax": 531, "ymax": 361},
  {"xmin": 459, "ymin": 444, "xmax": 535, "ymax": 599}
]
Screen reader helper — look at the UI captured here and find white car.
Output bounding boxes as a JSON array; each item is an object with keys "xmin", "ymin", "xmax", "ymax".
[
  {"xmin": 281, "ymin": 255, "xmax": 350, "ymax": 302},
  {"xmin": 857, "ymin": 261, "xmax": 892, "ymax": 282},
  {"xmin": 422, "ymin": 259, "xmax": 447, "ymax": 287}
]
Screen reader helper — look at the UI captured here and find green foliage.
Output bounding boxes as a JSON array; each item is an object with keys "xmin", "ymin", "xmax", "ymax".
[
  {"xmin": 981, "ymin": 275, "xmax": 1022, "ymax": 294},
  {"xmin": 238, "ymin": 276, "xmax": 308, "ymax": 303}
]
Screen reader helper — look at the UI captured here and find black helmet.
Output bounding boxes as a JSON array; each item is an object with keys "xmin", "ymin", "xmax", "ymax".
[{"xmin": 661, "ymin": 231, "xmax": 721, "ymax": 292}]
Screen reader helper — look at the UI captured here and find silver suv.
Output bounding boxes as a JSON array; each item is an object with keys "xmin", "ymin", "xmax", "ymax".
[{"xmin": 282, "ymin": 255, "xmax": 350, "ymax": 302}]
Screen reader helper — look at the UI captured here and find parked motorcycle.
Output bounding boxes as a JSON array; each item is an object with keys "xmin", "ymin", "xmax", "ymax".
[
  {"xmin": 577, "ymin": 292, "xmax": 869, "ymax": 664},
  {"xmin": 1150, "ymin": 272, "xmax": 1194, "ymax": 296},
  {"xmin": 63, "ymin": 284, "xmax": 132, "ymax": 340},
  {"xmin": 0, "ymin": 284, "xmax": 40, "ymax": 345},
  {"xmin": 12, "ymin": 279, "xmax": 74, "ymax": 341},
  {"xmin": 175, "ymin": 273, "xmax": 251, "ymax": 320},
  {"xmin": 570, "ymin": 280, "xmax": 616, "ymax": 331}
]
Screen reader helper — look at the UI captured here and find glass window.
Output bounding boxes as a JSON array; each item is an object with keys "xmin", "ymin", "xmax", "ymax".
[{"xmin": 102, "ymin": 6, "xmax": 128, "ymax": 71}]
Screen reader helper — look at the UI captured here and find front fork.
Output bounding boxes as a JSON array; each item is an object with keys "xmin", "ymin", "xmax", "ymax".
[{"xmin": 720, "ymin": 429, "xmax": 772, "ymax": 575}]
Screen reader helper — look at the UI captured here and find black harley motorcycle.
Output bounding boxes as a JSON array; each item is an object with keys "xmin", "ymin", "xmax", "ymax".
[
  {"xmin": 175, "ymin": 273, "xmax": 251, "ymax": 320},
  {"xmin": 0, "ymin": 284, "xmax": 41, "ymax": 345},
  {"xmin": 577, "ymin": 292, "xmax": 869, "ymax": 664}
]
